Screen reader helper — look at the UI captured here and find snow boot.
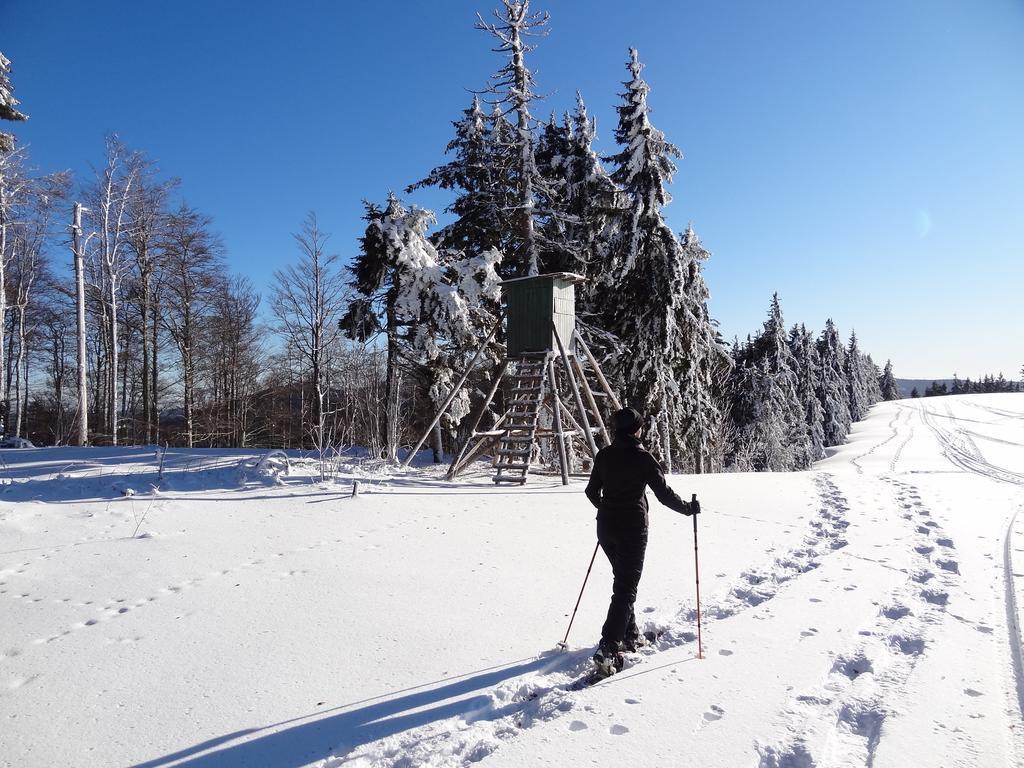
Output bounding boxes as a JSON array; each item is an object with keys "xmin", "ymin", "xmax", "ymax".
[{"xmin": 592, "ymin": 639, "xmax": 625, "ymax": 680}]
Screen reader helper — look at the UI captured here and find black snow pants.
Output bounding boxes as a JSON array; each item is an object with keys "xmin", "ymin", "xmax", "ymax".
[{"xmin": 597, "ymin": 517, "xmax": 648, "ymax": 647}]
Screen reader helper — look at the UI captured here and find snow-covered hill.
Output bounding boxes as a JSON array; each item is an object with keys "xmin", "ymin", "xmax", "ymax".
[{"xmin": 1, "ymin": 394, "xmax": 1022, "ymax": 767}]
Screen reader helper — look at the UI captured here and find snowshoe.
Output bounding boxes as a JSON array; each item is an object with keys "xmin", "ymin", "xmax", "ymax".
[
  {"xmin": 592, "ymin": 641, "xmax": 625, "ymax": 680},
  {"xmin": 623, "ymin": 629, "xmax": 662, "ymax": 652}
]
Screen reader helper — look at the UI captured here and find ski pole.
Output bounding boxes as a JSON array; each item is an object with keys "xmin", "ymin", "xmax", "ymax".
[
  {"xmin": 692, "ymin": 493, "xmax": 703, "ymax": 660},
  {"xmin": 557, "ymin": 540, "xmax": 600, "ymax": 650}
]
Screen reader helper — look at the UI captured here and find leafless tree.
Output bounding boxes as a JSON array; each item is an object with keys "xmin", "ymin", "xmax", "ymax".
[
  {"xmin": 82, "ymin": 135, "xmax": 140, "ymax": 444},
  {"xmin": 200, "ymin": 275, "xmax": 263, "ymax": 446},
  {"xmin": 125, "ymin": 158, "xmax": 176, "ymax": 443},
  {"xmin": 160, "ymin": 204, "xmax": 223, "ymax": 448},
  {"xmin": 270, "ymin": 212, "xmax": 349, "ymax": 452}
]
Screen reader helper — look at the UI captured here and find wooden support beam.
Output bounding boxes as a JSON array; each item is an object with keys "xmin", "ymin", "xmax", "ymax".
[
  {"xmin": 402, "ymin": 312, "xmax": 504, "ymax": 468},
  {"xmin": 574, "ymin": 330, "xmax": 622, "ymax": 411},
  {"xmin": 572, "ymin": 354, "xmax": 609, "ymax": 446},
  {"xmin": 548, "ymin": 358, "xmax": 570, "ymax": 485},
  {"xmin": 553, "ymin": 324, "xmax": 598, "ymax": 458},
  {"xmin": 446, "ymin": 359, "xmax": 508, "ymax": 479}
]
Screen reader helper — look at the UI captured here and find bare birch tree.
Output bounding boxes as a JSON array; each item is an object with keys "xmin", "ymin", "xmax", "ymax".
[{"xmin": 83, "ymin": 135, "xmax": 139, "ymax": 444}]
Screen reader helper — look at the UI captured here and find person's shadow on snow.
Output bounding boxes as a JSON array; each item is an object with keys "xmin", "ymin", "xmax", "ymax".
[{"xmin": 132, "ymin": 653, "xmax": 568, "ymax": 768}]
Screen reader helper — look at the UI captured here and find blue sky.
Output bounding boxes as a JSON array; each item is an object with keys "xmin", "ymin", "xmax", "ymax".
[{"xmin": 5, "ymin": 0, "xmax": 1023, "ymax": 378}]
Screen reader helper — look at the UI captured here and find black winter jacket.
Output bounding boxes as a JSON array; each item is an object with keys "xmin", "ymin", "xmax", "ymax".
[{"xmin": 585, "ymin": 433, "xmax": 691, "ymax": 528}]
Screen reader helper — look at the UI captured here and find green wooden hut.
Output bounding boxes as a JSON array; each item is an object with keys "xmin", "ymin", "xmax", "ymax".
[{"xmin": 499, "ymin": 273, "xmax": 584, "ymax": 357}]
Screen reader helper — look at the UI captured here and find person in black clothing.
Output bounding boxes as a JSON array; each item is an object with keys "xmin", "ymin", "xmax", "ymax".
[{"xmin": 585, "ymin": 407, "xmax": 699, "ymax": 673}]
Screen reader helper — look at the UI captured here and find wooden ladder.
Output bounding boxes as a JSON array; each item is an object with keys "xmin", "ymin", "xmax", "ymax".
[{"xmin": 492, "ymin": 354, "xmax": 550, "ymax": 485}]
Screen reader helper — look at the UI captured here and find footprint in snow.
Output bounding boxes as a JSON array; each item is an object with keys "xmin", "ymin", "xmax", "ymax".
[
  {"xmin": 718, "ymin": 649, "xmax": 734, "ymax": 656},
  {"xmin": 801, "ymin": 628, "xmax": 818, "ymax": 637},
  {"xmin": 921, "ymin": 589, "xmax": 949, "ymax": 606},
  {"xmin": 964, "ymin": 688, "xmax": 983, "ymax": 697},
  {"xmin": 702, "ymin": 705, "xmax": 725, "ymax": 723},
  {"xmin": 882, "ymin": 604, "xmax": 911, "ymax": 620},
  {"xmin": 609, "ymin": 724, "xmax": 630, "ymax": 735},
  {"xmin": 568, "ymin": 720, "xmax": 588, "ymax": 731}
]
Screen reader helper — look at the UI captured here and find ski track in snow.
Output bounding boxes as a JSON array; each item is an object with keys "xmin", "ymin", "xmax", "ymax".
[
  {"xmin": 918, "ymin": 404, "xmax": 1024, "ymax": 486},
  {"xmin": 755, "ymin": 477, "xmax": 962, "ymax": 767},
  {"xmin": 315, "ymin": 474, "xmax": 854, "ymax": 768}
]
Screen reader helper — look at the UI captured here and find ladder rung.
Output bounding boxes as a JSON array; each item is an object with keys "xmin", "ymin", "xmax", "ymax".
[
  {"xmin": 498, "ymin": 448, "xmax": 531, "ymax": 456},
  {"xmin": 493, "ymin": 476, "xmax": 527, "ymax": 484},
  {"xmin": 515, "ymin": 374, "xmax": 543, "ymax": 380},
  {"xmin": 509, "ymin": 399, "xmax": 540, "ymax": 406},
  {"xmin": 495, "ymin": 462, "xmax": 529, "ymax": 470},
  {"xmin": 474, "ymin": 430, "xmax": 507, "ymax": 437},
  {"xmin": 501, "ymin": 435, "xmax": 534, "ymax": 443}
]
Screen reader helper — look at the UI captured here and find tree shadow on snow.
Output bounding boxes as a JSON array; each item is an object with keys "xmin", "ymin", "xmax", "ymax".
[{"xmin": 131, "ymin": 653, "xmax": 567, "ymax": 768}]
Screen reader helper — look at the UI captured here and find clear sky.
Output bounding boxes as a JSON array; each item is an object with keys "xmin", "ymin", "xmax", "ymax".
[{"xmin": 5, "ymin": 0, "xmax": 1023, "ymax": 379}]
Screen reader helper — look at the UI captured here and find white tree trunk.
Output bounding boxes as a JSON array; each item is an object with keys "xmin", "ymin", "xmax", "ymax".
[{"xmin": 71, "ymin": 202, "xmax": 88, "ymax": 446}]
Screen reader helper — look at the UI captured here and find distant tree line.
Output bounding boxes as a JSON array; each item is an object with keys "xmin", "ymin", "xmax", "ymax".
[
  {"xmin": 912, "ymin": 373, "xmax": 1022, "ymax": 398},
  {"xmin": 0, "ymin": 5, "xmax": 901, "ymax": 474}
]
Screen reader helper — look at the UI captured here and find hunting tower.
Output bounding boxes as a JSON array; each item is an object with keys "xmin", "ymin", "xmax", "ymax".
[{"xmin": 403, "ymin": 273, "xmax": 621, "ymax": 485}]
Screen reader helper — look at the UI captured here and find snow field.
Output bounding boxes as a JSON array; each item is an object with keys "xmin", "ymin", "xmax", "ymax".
[{"xmin": 0, "ymin": 393, "xmax": 1023, "ymax": 767}]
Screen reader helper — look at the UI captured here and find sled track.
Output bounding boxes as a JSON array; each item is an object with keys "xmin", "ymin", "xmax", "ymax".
[
  {"xmin": 316, "ymin": 475, "xmax": 854, "ymax": 768},
  {"xmin": 756, "ymin": 478, "xmax": 961, "ymax": 767}
]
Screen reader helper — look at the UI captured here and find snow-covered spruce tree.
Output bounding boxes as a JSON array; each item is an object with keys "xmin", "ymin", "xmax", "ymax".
[
  {"xmin": 533, "ymin": 111, "xmax": 575, "ymax": 274},
  {"xmin": 341, "ymin": 194, "xmax": 502, "ymax": 463},
  {"xmin": 726, "ymin": 356, "xmax": 806, "ymax": 472},
  {"xmin": 475, "ymin": 0, "xmax": 549, "ymax": 277},
  {"xmin": 536, "ymin": 93, "xmax": 622, "ymax": 289},
  {"xmin": 0, "ymin": 51, "xmax": 28, "ymax": 153},
  {"xmin": 789, "ymin": 323, "xmax": 826, "ymax": 465},
  {"xmin": 727, "ymin": 295, "xmax": 806, "ymax": 470},
  {"xmin": 407, "ymin": 96, "xmax": 508, "ymax": 260},
  {"xmin": 675, "ymin": 225, "xmax": 731, "ymax": 472},
  {"xmin": 862, "ymin": 354, "xmax": 883, "ymax": 404},
  {"xmin": 815, "ymin": 319, "xmax": 852, "ymax": 447},
  {"xmin": 845, "ymin": 331, "xmax": 873, "ymax": 422},
  {"xmin": 597, "ymin": 48, "xmax": 693, "ymax": 465}
]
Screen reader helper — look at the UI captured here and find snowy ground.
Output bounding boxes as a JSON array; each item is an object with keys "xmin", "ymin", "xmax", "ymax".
[{"xmin": 1, "ymin": 393, "xmax": 1023, "ymax": 768}]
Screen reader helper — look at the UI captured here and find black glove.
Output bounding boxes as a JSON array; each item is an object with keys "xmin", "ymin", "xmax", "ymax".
[{"xmin": 685, "ymin": 499, "xmax": 700, "ymax": 516}]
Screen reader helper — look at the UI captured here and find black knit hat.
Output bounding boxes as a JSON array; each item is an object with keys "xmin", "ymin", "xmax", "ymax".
[{"xmin": 612, "ymin": 407, "xmax": 643, "ymax": 434}]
